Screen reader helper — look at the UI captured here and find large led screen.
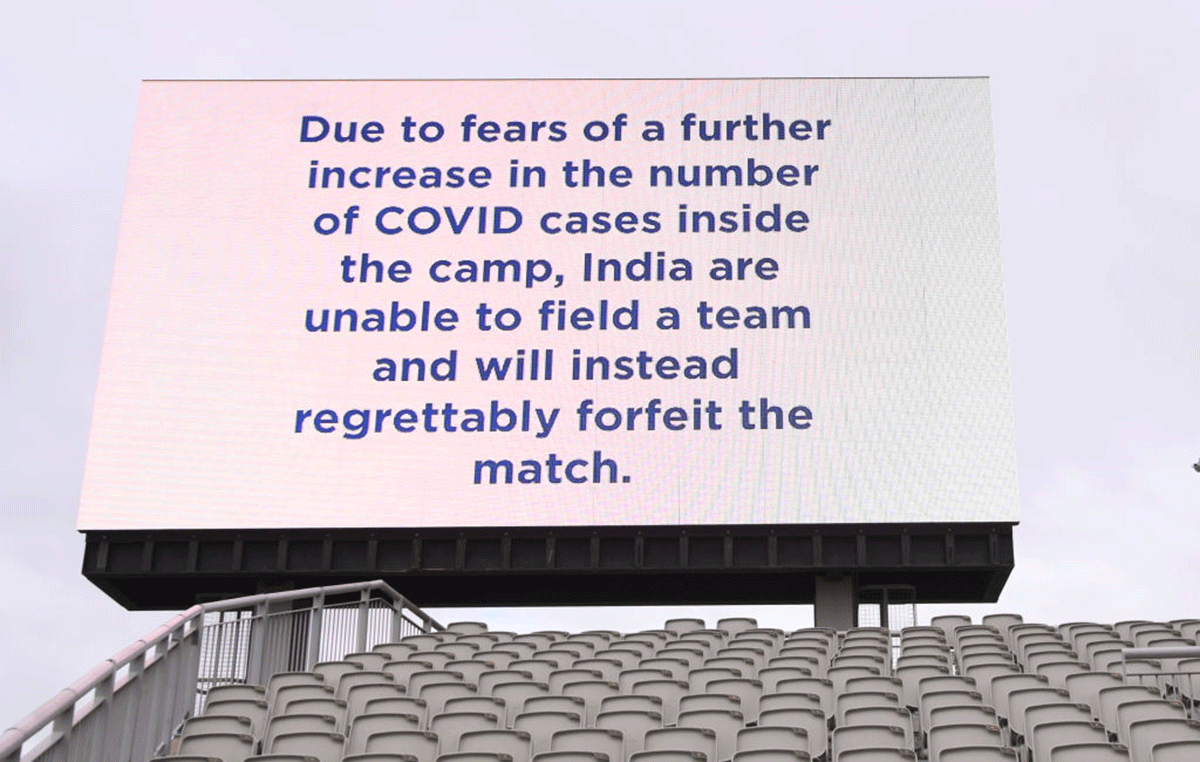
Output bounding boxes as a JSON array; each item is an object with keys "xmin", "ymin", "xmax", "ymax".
[{"xmin": 78, "ymin": 78, "xmax": 1018, "ymax": 529}]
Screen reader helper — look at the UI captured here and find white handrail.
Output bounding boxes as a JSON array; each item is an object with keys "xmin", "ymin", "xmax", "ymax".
[{"xmin": 0, "ymin": 579, "xmax": 440, "ymax": 762}]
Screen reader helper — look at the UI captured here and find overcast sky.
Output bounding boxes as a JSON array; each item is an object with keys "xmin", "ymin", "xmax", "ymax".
[{"xmin": 2, "ymin": 0, "xmax": 1198, "ymax": 730}]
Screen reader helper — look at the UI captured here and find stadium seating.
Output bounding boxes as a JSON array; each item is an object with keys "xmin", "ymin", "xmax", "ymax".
[{"xmin": 148, "ymin": 615, "xmax": 1200, "ymax": 762}]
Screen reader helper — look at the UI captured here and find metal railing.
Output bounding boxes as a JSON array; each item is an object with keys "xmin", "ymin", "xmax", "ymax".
[
  {"xmin": 0, "ymin": 580, "xmax": 440, "ymax": 762},
  {"xmin": 1121, "ymin": 645, "xmax": 1200, "ymax": 719}
]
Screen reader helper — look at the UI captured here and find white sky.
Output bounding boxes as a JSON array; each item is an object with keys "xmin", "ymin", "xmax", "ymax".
[{"xmin": 2, "ymin": 0, "xmax": 1198, "ymax": 730}]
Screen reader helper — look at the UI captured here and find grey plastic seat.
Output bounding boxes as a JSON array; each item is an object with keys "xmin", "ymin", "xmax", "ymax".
[
  {"xmin": 264, "ymin": 713, "xmax": 340, "ymax": 748},
  {"xmin": 177, "ymin": 732, "xmax": 257, "ymax": 762},
  {"xmin": 412, "ymin": 652, "xmax": 457, "ymax": 670},
  {"xmin": 987, "ymin": 675, "xmax": 1048, "ymax": 722},
  {"xmin": 774, "ymin": 678, "xmax": 834, "ymax": 715},
  {"xmin": 421, "ymin": 682, "xmax": 481, "ymax": 716},
  {"xmin": 981, "ymin": 614, "xmax": 1024, "ymax": 637},
  {"xmin": 830, "ymin": 725, "xmax": 908, "ymax": 760},
  {"xmin": 180, "ymin": 714, "xmax": 255, "ymax": 740},
  {"xmin": 1062, "ymin": 671, "xmax": 1124, "ymax": 715},
  {"xmin": 758, "ymin": 693, "xmax": 824, "ymax": 716},
  {"xmin": 1032, "ymin": 660, "xmax": 1089, "ymax": 690},
  {"xmin": 677, "ymin": 633, "xmax": 723, "ymax": 653},
  {"xmin": 841, "ymin": 707, "xmax": 914, "ymax": 748},
  {"xmin": 918, "ymin": 691, "xmax": 985, "ymax": 735},
  {"xmin": 894, "ymin": 665, "xmax": 951, "ymax": 709},
  {"xmin": 707, "ymin": 678, "xmax": 763, "ymax": 720},
  {"xmin": 274, "ymin": 684, "xmax": 336, "ymax": 715},
  {"xmin": 548, "ymin": 669, "xmax": 603, "ymax": 693},
  {"xmin": 595, "ymin": 709, "xmax": 663, "ymax": 753},
  {"xmin": 1045, "ymin": 742, "xmax": 1130, "ymax": 762},
  {"xmin": 926, "ymin": 704, "xmax": 998, "ymax": 731},
  {"xmin": 826, "ymin": 666, "xmax": 882, "ymax": 695},
  {"xmin": 1117, "ymin": 698, "xmax": 1188, "ymax": 741},
  {"xmin": 1006, "ymin": 687, "xmax": 1073, "ymax": 740},
  {"xmin": 411, "ymin": 670, "xmax": 468, "ymax": 695},
  {"xmin": 492, "ymin": 682, "xmax": 552, "ymax": 725},
  {"xmin": 282, "ymin": 697, "xmax": 347, "ymax": 726},
  {"xmin": 268, "ymin": 730, "xmax": 345, "ymax": 762},
  {"xmin": 687, "ymin": 667, "xmax": 742, "ymax": 693},
  {"xmin": 594, "ymin": 650, "xmax": 642, "ymax": 670},
  {"xmin": 936, "ymin": 747, "xmax": 1016, "ymax": 762},
  {"xmin": 628, "ymin": 751, "xmax": 706, "ymax": 762},
  {"xmin": 718, "ymin": 647, "xmax": 769, "ymax": 671},
  {"xmin": 835, "ymin": 749, "xmax": 918, "ymax": 762},
  {"xmin": 346, "ymin": 683, "xmax": 408, "ymax": 719},
  {"xmin": 364, "ymin": 730, "xmax": 440, "ymax": 762},
  {"xmin": 374, "ymin": 643, "xmax": 420, "ymax": 662},
  {"xmin": 439, "ymin": 643, "xmax": 484, "ymax": 661},
  {"xmin": 735, "ymin": 726, "xmax": 811, "ymax": 756},
  {"xmin": 644, "ymin": 726, "xmax": 718, "ymax": 762},
  {"xmin": 206, "ymin": 684, "xmax": 268, "ymax": 706},
  {"xmin": 204, "ymin": 698, "xmax": 270, "ymax": 735},
  {"xmin": 267, "ymin": 674, "xmax": 327, "ymax": 706},
  {"xmin": 731, "ymin": 750, "xmax": 812, "ymax": 762},
  {"xmin": 512, "ymin": 710, "xmax": 583, "ymax": 754},
  {"xmin": 444, "ymin": 696, "xmax": 509, "ymax": 721},
  {"xmin": 755, "ymin": 708, "xmax": 827, "ymax": 756},
  {"xmin": 678, "ymin": 693, "xmax": 741, "ymax": 716},
  {"xmin": 1096, "ymin": 683, "xmax": 1161, "ymax": 730},
  {"xmin": 1026, "ymin": 720, "xmax": 1107, "ymax": 762},
  {"xmin": 930, "ymin": 616, "xmax": 972, "ymax": 643},
  {"xmin": 665, "ymin": 619, "xmax": 707, "ymax": 636},
  {"xmin": 759, "ymin": 667, "xmax": 814, "ymax": 692},
  {"xmin": 437, "ymin": 752, "xmax": 514, "ymax": 762},
  {"xmin": 551, "ymin": 728, "xmax": 625, "ymax": 762},
  {"xmin": 244, "ymin": 755, "xmax": 321, "ymax": 762},
  {"xmin": 775, "ymin": 649, "xmax": 828, "ymax": 674},
  {"xmin": 956, "ymin": 653, "xmax": 1012, "ymax": 674},
  {"xmin": 510, "ymin": 660, "xmax": 560, "ymax": 685},
  {"xmin": 459, "ymin": 635, "xmax": 502, "ymax": 650},
  {"xmin": 1126, "ymin": 717, "xmax": 1200, "ymax": 762},
  {"xmin": 677, "ymin": 709, "xmax": 744, "ymax": 762},
  {"xmin": 559, "ymin": 641, "xmax": 598, "ymax": 659},
  {"xmin": 406, "ymin": 635, "xmax": 451, "ymax": 651},
  {"xmin": 561, "ymin": 680, "xmax": 620, "ymax": 724},
  {"xmin": 959, "ymin": 663, "xmax": 1020, "ymax": 706},
  {"xmin": 523, "ymin": 696, "xmax": 587, "ymax": 718},
  {"xmin": 718, "ymin": 618, "xmax": 758, "ymax": 638},
  {"xmin": 478, "ymin": 670, "xmax": 536, "ymax": 695},
  {"xmin": 459, "ymin": 729, "xmax": 534, "ymax": 762},
  {"xmin": 429, "ymin": 712, "xmax": 502, "ymax": 752},
  {"xmin": 835, "ymin": 691, "xmax": 901, "ymax": 726},
  {"xmin": 925, "ymin": 723, "xmax": 1003, "ymax": 762},
  {"xmin": 1152, "ymin": 739, "xmax": 1200, "ymax": 761},
  {"xmin": 448, "ymin": 660, "xmax": 497, "ymax": 685},
  {"xmin": 832, "ymin": 655, "xmax": 888, "ymax": 677},
  {"xmin": 312, "ymin": 661, "xmax": 364, "ymax": 687},
  {"xmin": 702, "ymin": 656, "xmax": 755, "ymax": 679},
  {"xmin": 347, "ymin": 713, "xmax": 425, "ymax": 754},
  {"xmin": 570, "ymin": 659, "xmax": 624, "ymax": 683},
  {"xmin": 363, "ymin": 697, "xmax": 428, "ymax": 726},
  {"xmin": 386, "ymin": 661, "xmax": 438, "ymax": 689},
  {"xmin": 477, "ymin": 652, "xmax": 522, "ymax": 670},
  {"xmin": 532, "ymin": 752, "xmax": 609, "ymax": 762},
  {"xmin": 602, "ymin": 693, "xmax": 664, "ymax": 716},
  {"xmin": 658, "ymin": 647, "xmax": 708, "ymax": 670},
  {"xmin": 640, "ymin": 657, "xmax": 691, "ymax": 681}
]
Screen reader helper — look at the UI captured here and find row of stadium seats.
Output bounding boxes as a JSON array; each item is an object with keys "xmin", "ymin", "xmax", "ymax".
[{"xmin": 150, "ymin": 615, "xmax": 1200, "ymax": 762}]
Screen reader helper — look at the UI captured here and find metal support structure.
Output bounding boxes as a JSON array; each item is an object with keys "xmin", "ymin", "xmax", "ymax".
[{"xmin": 813, "ymin": 574, "xmax": 856, "ymax": 630}]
